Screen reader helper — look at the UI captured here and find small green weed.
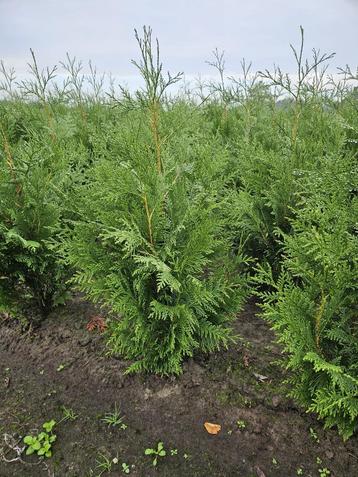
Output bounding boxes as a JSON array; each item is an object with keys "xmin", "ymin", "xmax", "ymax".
[
  {"xmin": 236, "ymin": 419, "xmax": 246, "ymax": 429},
  {"xmin": 318, "ymin": 469, "xmax": 331, "ymax": 477},
  {"xmin": 121, "ymin": 462, "xmax": 135, "ymax": 474},
  {"xmin": 101, "ymin": 404, "xmax": 126, "ymax": 428},
  {"xmin": 23, "ymin": 419, "xmax": 56, "ymax": 458},
  {"xmin": 61, "ymin": 405, "xmax": 78, "ymax": 422},
  {"xmin": 95, "ymin": 453, "xmax": 113, "ymax": 475},
  {"xmin": 309, "ymin": 427, "xmax": 320, "ymax": 443},
  {"xmin": 145, "ymin": 441, "xmax": 166, "ymax": 466}
]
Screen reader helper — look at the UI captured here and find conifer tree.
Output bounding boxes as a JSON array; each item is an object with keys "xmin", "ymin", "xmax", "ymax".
[
  {"xmin": 66, "ymin": 27, "xmax": 248, "ymax": 374},
  {"xmin": 256, "ymin": 153, "xmax": 358, "ymax": 439}
]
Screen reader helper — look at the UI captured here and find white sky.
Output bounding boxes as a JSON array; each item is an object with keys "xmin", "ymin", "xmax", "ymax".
[{"xmin": 1, "ymin": 0, "xmax": 357, "ymax": 84}]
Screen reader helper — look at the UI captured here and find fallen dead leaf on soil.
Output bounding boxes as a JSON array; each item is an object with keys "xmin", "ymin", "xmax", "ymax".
[
  {"xmin": 86, "ymin": 315, "xmax": 106, "ymax": 333},
  {"xmin": 204, "ymin": 422, "xmax": 221, "ymax": 434}
]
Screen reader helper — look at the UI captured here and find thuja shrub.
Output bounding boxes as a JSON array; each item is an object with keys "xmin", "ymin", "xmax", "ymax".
[
  {"xmin": 65, "ymin": 28, "xmax": 248, "ymax": 374},
  {"xmin": 218, "ymin": 29, "xmax": 351, "ymax": 268},
  {"xmin": 256, "ymin": 154, "xmax": 358, "ymax": 439},
  {"xmin": 227, "ymin": 100, "xmax": 347, "ymax": 264},
  {"xmin": 0, "ymin": 105, "xmax": 72, "ymax": 319}
]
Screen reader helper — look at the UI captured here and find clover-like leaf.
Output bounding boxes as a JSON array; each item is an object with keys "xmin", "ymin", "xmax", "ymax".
[
  {"xmin": 26, "ymin": 446, "xmax": 35, "ymax": 455},
  {"xmin": 32, "ymin": 440, "xmax": 41, "ymax": 451},
  {"xmin": 23, "ymin": 435, "xmax": 34, "ymax": 446},
  {"xmin": 43, "ymin": 419, "xmax": 56, "ymax": 432},
  {"xmin": 43, "ymin": 442, "xmax": 51, "ymax": 452}
]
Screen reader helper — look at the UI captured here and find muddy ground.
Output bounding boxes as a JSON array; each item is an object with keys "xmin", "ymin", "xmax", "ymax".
[{"xmin": 0, "ymin": 297, "xmax": 357, "ymax": 477}]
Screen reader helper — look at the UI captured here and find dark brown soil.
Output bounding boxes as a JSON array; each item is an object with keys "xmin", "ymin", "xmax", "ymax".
[{"xmin": 0, "ymin": 297, "xmax": 357, "ymax": 477}]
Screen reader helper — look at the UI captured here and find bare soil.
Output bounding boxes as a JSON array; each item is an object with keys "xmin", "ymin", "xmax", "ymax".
[{"xmin": 0, "ymin": 297, "xmax": 357, "ymax": 477}]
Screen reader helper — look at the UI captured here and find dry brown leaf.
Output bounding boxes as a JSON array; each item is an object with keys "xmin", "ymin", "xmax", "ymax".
[
  {"xmin": 204, "ymin": 422, "xmax": 221, "ymax": 435},
  {"xmin": 86, "ymin": 315, "xmax": 107, "ymax": 333},
  {"xmin": 243, "ymin": 353, "xmax": 250, "ymax": 367}
]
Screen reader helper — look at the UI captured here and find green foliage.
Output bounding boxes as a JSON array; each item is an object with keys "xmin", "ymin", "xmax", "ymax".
[
  {"xmin": 65, "ymin": 27, "xmax": 248, "ymax": 375},
  {"xmin": 95, "ymin": 453, "xmax": 115, "ymax": 475},
  {"xmin": 101, "ymin": 404, "xmax": 127, "ymax": 429},
  {"xmin": 224, "ymin": 76, "xmax": 347, "ymax": 268},
  {"xmin": 318, "ymin": 467, "xmax": 331, "ymax": 477},
  {"xmin": 228, "ymin": 104, "xmax": 346, "ymax": 264},
  {"xmin": 236, "ymin": 419, "xmax": 246, "ymax": 429},
  {"xmin": 0, "ymin": 104, "xmax": 74, "ymax": 319},
  {"xmin": 145, "ymin": 441, "xmax": 166, "ymax": 467},
  {"xmin": 66, "ymin": 149, "xmax": 246, "ymax": 374},
  {"xmin": 23, "ymin": 419, "xmax": 57, "ymax": 458},
  {"xmin": 1, "ymin": 26, "xmax": 357, "ymax": 440},
  {"xmin": 61, "ymin": 405, "xmax": 78, "ymax": 422},
  {"xmin": 256, "ymin": 153, "xmax": 358, "ymax": 439}
]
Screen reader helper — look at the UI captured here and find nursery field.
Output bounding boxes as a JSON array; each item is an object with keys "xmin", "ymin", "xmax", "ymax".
[{"xmin": 0, "ymin": 28, "xmax": 357, "ymax": 476}]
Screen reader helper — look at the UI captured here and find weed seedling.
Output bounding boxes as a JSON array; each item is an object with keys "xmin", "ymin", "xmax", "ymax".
[
  {"xmin": 145, "ymin": 441, "xmax": 166, "ymax": 466},
  {"xmin": 170, "ymin": 448, "xmax": 178, "ymax": 456},
  {"xmin": 244, "ymin": 398, "xmax": 253, "ymax": 408},
  {"xmin": 236, "ymin": 419, "xmax": 246, "ymax": 430},
  {"xmin": 121, "ymin": 462, "xmax": 130, "ymax": 474},
  {"xmin": 318, "ymin": 469, "xmax": 331, "ymax": 477},
  {"xmin": 43, "ymin": 420, "xmax": 56, "ymax": 433},
  {"xmin": 61, "ymin": 405, "xmax": 78, "ymax": 422},
  {"xmin": 101, "ymin": 404, "xmax": 126, "ymax": 428},
  {"xmin": 296, "ymin": 468, "xmax": 304, "ymax": 475},
  {"xmin": 309, "ymin": 427, "xmax": 320, "ymax": 443},
  {"xmin": 23, "ymin": 419, "xmax": 56, "ymax": 458},
  {"xmin": 95, "ymin": 453, "xmax": 116, "ymax": 475},
  {"xmin": 316, "ymin": 458, "xmax": 330, "ymax": 476}
]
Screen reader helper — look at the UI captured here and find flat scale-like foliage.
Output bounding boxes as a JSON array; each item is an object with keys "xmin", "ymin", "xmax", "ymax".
[{"xmin": 257, "ymin": 154, "xmax": 358, "ymax": 439}]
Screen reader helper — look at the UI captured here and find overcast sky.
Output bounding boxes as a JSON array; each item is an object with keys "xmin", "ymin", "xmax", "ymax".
[{"xmin": 1, "ymin": 0, "xmax": 357, "ymax": 85}]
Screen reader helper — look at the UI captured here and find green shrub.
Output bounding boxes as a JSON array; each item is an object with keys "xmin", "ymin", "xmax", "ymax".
[
  {"xmin": 1, "ymin": 27, "xmax": 357, "ymax": 440},
  {"xmin": 209, "ymin": 29, "xmax": 348, "ymax": 269},
  {"xmin": 65, "ymin": 28, "xmax": 248, "ymax": 374},
  {"xmin": 256, "ymin": 153, "xmax": 358, "ymax": 439},
  {"xmin": 0, "ymin": 107, "xmax": 71, "ymax": 319}
]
